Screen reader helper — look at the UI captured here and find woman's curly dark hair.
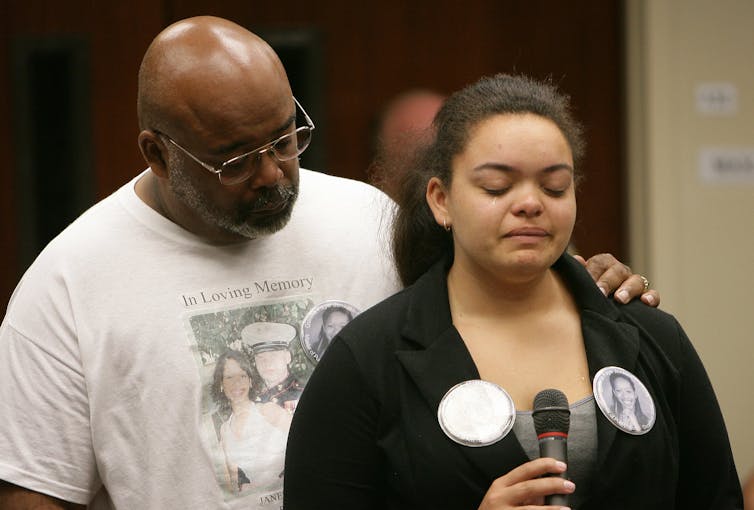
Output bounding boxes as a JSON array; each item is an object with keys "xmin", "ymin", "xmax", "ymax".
[{"xmin": 391, "ymin": 73, "xmax": 585, "ymax": 287}]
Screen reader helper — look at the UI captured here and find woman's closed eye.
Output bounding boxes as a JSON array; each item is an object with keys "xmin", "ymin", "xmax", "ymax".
[
  {"xmin": 543, "ymin": 186, "xmax": 568, "ymax": 197},
  {"xmin": 483, "ymin": 186, "xmax": 511, "ymax": 196}
]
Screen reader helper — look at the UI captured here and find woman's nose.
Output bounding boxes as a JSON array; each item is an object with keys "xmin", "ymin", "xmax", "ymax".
[{"xmin": 511, "ymin": 185, "xmax": 544, "ymax": 217}]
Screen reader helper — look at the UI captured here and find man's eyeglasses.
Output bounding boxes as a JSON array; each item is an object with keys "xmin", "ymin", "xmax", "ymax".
[{"xmin": 158, "ymin": 96, "xmax": 315, "ymax": 186}]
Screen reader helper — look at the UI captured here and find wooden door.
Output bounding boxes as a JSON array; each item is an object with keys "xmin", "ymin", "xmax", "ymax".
[{"xmin": 0, "ymin": 0, "xmax": 625, "ymax": 309}]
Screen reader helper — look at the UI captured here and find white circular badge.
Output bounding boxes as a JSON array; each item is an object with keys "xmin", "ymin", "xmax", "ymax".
[
  {"xmin": 593, "ymin": 366, "xmax": 655, "ymax": 435},
  {"xmin": 438, "ymin": 380, "xmax": 516, "ymax": 447}
]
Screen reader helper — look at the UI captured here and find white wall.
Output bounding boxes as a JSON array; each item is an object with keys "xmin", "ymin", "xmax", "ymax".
[{"xmin": 627, "ymin": 0, "xmax": 754, "ymax": 483}]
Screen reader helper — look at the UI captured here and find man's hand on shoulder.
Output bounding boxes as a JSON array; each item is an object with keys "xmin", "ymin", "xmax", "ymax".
[{"xmin": 574, "ymin": 253, "xmax": 660, "ymax": 307}]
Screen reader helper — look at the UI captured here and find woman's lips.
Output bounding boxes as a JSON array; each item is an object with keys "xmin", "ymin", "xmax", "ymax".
[{"xmin": 504, "ymin": 227, "xmax": 548, "ymax": 238}]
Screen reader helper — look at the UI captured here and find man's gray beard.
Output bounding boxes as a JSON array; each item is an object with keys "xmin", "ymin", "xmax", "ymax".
[{"xmin": 169, "ymin": 163, "xmax": 299, "ymax": 239}]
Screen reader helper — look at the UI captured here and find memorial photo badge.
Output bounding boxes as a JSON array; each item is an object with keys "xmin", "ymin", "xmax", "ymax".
[
  {"xmin": 300, "ymin": 300, "xmax": 360, "ymax": 363},
  {"xmin": 593, "ymin": 366, "xmax": 655, "ymax": 435}
]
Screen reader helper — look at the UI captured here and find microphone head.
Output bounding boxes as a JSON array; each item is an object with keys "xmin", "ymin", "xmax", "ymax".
[{"xmin": 532, "ymin": 388, "xmax": 570, "ymax": 435}]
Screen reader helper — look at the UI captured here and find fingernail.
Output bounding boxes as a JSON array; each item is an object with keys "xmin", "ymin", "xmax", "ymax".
[
  {"xmin": 555, "ymin": 461, "xmax": 567, "ymax": 471},
  {"xmin": 564, "ymin": 480, "xmax": 576, "ymax": 491},
  {"xmin": 644, "ymin": 294, "xmax": 655, "ymax": 306},
  {"xmin": 616, "ymin": 289, "xmax": 629, "ymax": 303},
  {"xmin": 597, "ymin": 284, "xmax": 608, "ymax": 296}
]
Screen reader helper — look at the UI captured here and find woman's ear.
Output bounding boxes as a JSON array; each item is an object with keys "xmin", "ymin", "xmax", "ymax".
[
  {"xmin": 138, "ymin": 130, "xmax": 169, "ymax": 178},
  {"xmin": 426, "ymin": 176, "xmax": 451, "ymax": 229}
]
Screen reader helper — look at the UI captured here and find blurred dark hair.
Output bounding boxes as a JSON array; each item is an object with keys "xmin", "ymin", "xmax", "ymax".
[
  {"xmin": 321, "ymin": 305, "xmax": 353, "ymax": 325},
  {"xmin": 392, "ymin": 73, "xmax": 585, "ymax": 287}
]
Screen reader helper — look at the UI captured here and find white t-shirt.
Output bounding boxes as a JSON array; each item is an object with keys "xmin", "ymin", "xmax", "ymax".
[{"xmin": 0, "ymin": 169, "xmax": 400, "ymax": 509}]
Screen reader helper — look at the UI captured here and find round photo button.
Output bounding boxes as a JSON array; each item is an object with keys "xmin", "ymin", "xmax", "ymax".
[
  {"xmin": 593, "ymin": 366, "xmax": 655, "ymax": 435},
  {"xmin": 300, "ymin": 300, "xmax": 360, "ymax": 363},
  {"xmin": 438, "ymin": 380, "xmax": 516, "ymax": 447}
]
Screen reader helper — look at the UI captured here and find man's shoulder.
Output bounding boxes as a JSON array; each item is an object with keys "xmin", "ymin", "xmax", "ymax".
[
  {"xmin": 295, "ymin": 168, "xmax": 394, "ymax": 225},
  {"xmin": 16, "ymin": 174, "xmax": 144, "ymax": 283},
  {"xmin": 41, "ymin": 178, "xmax": 136, "ymax": 249},
  {"xmin": 299, "ymin": 168, "xmax": 391, "ymax": 201}
]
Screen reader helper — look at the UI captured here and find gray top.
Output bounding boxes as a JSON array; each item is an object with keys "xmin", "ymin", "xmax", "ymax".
[{"xmin": 513, "ymin": 395, "xmax": 597, "ymax": 509}]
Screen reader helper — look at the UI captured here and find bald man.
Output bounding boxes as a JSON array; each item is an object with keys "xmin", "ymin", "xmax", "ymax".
[
  {"xmin": 368, "ymin": 89, "xmax": 446, "ymax": 200},
  {"xmin": 0, "ymin": 16, "xmax": 399, "ymax": 509},
  {"xmin": 0, "ymin": 16, "xmax": 657, "ymax": 510}
]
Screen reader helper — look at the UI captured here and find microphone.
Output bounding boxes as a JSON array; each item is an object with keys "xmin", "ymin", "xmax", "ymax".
[{"xmin": 532, "ymin": 388, "xmax": 571, "ymax": 506}]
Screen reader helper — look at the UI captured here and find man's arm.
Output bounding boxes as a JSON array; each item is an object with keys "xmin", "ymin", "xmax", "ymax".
[
  {"xmin": 575, "ymin": 253, "xmax": 660, "ymax": 306},
  {"xmin": 0, "ymin": 481, "xmax": 86, "ymax": 510}
]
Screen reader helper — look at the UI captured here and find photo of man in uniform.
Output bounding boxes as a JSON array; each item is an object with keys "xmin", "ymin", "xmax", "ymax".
[{"xmin": 243, "ymin": 322, "xmax": 303, "ymax": 412}]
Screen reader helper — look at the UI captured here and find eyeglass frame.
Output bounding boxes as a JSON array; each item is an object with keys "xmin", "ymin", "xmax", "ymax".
[{"xmin": 156, "ymin": 96, "xmax": 315, "ymax": 186}]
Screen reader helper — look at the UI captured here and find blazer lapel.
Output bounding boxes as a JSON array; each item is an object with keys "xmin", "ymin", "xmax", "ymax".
[
  {"xmin": 395, "ymin": 259, "xmax": 530, "ymax": 482},
  {"xmin": 582, "ymin": 310, "xmax": 642, "ymax": 470},
  {"xmin": 556, "ymin": 255, "xmax": 648, "ymax": 484}
]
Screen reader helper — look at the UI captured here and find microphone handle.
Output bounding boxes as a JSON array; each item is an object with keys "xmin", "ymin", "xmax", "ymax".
[{"xmin": 538, "ymin": 436, "xmax": 568, "ymax": 506}]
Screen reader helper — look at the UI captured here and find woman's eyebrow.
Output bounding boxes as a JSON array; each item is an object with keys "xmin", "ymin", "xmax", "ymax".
[{"xmin": 472, "ymin": 162, "xmax": 573, "ymax": 173}]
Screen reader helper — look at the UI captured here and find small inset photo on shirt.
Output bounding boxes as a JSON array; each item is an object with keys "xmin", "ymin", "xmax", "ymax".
[
  {"xmin": 593, "ymin": 366, "xmax": 655, "ymax": 435},
  {"xmin": 300, "ymin": 300, "xmax": 360, "ymax": 363}
]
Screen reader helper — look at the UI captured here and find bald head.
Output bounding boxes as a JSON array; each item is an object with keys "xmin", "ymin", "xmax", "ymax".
[
  {"xmin": 134, "ymin": 17, "xmax": 301, "ymax": 245},
  {"xmin": 377, "ymin": 90, "xmax": 445, "ymax": 150},
  {"xmin": 137, "ymin": 16, "xmax": 290, "ymax": 136},
  {"xmin": 370, "ymin": 89, "xmax": 446, "ymax": 200}
]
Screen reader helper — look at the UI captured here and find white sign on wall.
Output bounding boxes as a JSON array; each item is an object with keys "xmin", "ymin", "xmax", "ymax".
[
  {"xmin": 695, "ymin": 82, "xmax": 738, "ymax": 116},
  {"xmin": 699, "ymin": 147, "xmax": 754, "ymax": 184}
]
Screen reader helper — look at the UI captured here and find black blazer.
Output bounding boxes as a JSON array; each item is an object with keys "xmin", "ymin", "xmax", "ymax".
[{"xmin": 285, "ymin": 254, "xmax": 742, "ymax": 509}]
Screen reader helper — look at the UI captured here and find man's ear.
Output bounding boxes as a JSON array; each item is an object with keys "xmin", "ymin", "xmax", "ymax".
[
  {"xmin": 138, "ymin": 130, "xmax": 169, "ymax": 178},
  {"xmin": 426, "ymin": 176, "xmax": 451, "ymax": 229}
]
